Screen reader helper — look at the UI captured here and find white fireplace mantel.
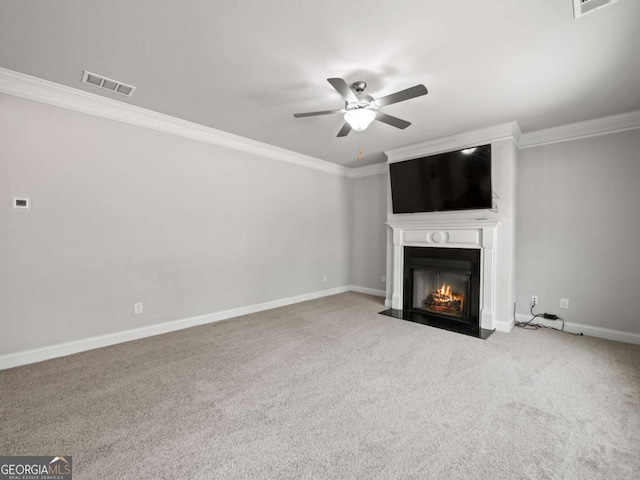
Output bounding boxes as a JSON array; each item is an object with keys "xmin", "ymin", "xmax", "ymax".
[{"xmin": 387, "ymin": 219, "xmax": 502, "ymax": 331}]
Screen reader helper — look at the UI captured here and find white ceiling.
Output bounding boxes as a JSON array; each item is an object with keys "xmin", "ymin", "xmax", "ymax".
[{"xmin": 1, "ymin": 0, "xmax": 639, "ymax": 167}]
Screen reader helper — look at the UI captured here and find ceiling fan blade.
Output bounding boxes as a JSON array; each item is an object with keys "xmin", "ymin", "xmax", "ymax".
[
  {"xmin": 374, "ymin": 84, "xmax": 428, "ymax": 107},
  {"xmin": 327, "ymin": 78, "xmax": 359, "ymax": 103},
  {"xmin": 376, "ymin": 112, "xmax": 411, "ymax": 129},
  {"xmin": 293, "ymin": 109, "xmax": 342, "ymax": 118},
  {"xmin": 337, "ymin": 122, "xmax": 352, "ymax": 137}
]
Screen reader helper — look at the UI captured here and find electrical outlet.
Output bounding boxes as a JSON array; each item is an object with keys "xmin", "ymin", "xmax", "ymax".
[
  {"xmin": 531, "ymin": 295, "xmax": 538, "ymax": 306},
  {"xmin": 322, "ymin": 275, "xmax": 327, "ymax": 282},
  {"xmin": 560, "ymin": 298, "xmax": 569, "ymax": 309},
  {"xmin": 134, "ymin": 302, "xmax": 143, "ymax": 315},
  {"xmin": 382, "ymin": 275, "xmax": 386, "ymax": 283},
  {"xmin": 13, "ymin": 197, "xmax": 31, "ymax": 210}
]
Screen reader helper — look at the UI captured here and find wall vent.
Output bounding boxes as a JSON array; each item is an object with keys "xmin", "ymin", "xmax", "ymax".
[
  {"xmin": 82, "ymin": 71, "xmax": 136, "ymax": 97},
  {"xmin": 573, "ymin": 0, "xmax": 618, "ymax": 18}
]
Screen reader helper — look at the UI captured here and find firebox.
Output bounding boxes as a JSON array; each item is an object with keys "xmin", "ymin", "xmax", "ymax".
[{"xmin": 403, "ymin": 247, "xmax": 481, "ymax": 332}]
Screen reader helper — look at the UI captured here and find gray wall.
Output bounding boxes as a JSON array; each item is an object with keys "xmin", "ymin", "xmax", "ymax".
[
  {"xmin": 349, "ymin": 173, "xmax": 388, "ymax": 292},
  {"xmin": 5, "ymin": 89, "xmax": 637, "ymax": 358},
  {"xmin": 1, "ymin": 94, "xmax": 351, "ymax": 355},
  {"xmin": 516, "ymin": 129, "xmax": 640, "ymax": 333}
]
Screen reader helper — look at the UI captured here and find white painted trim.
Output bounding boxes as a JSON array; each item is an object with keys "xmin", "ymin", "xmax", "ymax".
[
  {"xmin": 387, "ymin": 219, "xmax": 503, "ymax": 231},
  {"xmin": 385, "ymin": 122, "xmax": 522, "ymax": 163},
  {"xmin": 349, "ymin": 285, "xmax": 386, "ymax": 297},
  {"xmin": 493, "ymin": 318, "xmax": 515, "ymax": 333},
  {"xmin": 347, "ymin": 163, "xmax": 388, "ymax": 178},
  {"xmin": 0, "ymin": 286, "xmax": 351, "ymax": 371},
  {"xmin": 519, "ymin": 110, "xmax": 640, "ymax": 149},
  {"xmin": 386, "ymin": 220, "xmax": 504, "ymax": 331},
  {"xmin": 514, "ymin": 313, "xmax": 640, "ymax": 345},
  {"xmin": 4, "ymin": 68, "xmax": 637, "ymax": 177},
  {"xmin": 0, "ymin": 67, "xmax": 350, "ymax": 178}
]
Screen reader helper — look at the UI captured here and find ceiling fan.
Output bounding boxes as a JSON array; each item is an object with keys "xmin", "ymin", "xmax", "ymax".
[{"xmin": 294, "ymin": 78, "xmax": 428, "ymax": 137}]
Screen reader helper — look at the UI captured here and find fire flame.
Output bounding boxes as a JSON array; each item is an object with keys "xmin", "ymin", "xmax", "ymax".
[{"xmin": 439, "ymin": 283, "xmax": 452, "ymax": 298}]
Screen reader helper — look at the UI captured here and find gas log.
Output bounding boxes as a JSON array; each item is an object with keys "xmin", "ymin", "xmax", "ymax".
[{"xmin": 423, "ymin": 284, "xmax": 464, "ymax": 314}]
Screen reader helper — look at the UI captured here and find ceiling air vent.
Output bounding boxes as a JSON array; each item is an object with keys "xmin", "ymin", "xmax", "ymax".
[
  {"xmin": 81, "ymin": 71, "xmax": 136, "ymax": 97},
  {"xmin": 573, "ymin": 0, "xmax": 618, "ymax": 18}
]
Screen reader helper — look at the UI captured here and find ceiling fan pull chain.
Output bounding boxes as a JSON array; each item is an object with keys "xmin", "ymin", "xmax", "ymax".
[{"xmin": 357, "ymin": 148, "xmax": 363, "ymax": 161}]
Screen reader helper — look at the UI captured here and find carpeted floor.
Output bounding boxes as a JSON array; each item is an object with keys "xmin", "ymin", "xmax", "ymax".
[{"xmin": 1, "ymin": 292, "xmax": 639, "ymax": 479}]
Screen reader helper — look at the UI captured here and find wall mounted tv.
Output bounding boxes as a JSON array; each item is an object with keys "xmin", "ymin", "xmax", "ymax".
[{"xmin": 389, "ymin": 144, "xmax": 492, "ymax": 214}]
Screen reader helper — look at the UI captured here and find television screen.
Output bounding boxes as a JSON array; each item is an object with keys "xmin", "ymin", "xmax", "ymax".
[{"xmin": 389, "ymin": 145, "xmax": 492, "ymax": 214}]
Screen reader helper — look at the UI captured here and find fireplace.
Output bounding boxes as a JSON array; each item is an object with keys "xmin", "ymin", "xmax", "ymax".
[
  {"xmin": 382, "ymin": 219, "xmax": 507, "ymax": 338},
  {"xmin": 403, "ymin": 247, "xmax": 481, "ymax": 332}
]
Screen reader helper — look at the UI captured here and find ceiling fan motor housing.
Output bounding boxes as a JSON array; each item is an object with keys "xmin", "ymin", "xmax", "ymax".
[
  {"xmin": 351, "ymin": 81, "xmax": 367, "ymax": 93},
  {"xmin": 347, "ymin": 82, "xmax": 375, "ymax": 110},
  {"xmin": 347, "ymin": 99, "xmax": 375, "ymax": 110}
]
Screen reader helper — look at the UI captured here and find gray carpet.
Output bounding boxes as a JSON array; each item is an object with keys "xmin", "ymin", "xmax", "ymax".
[{"xmin": 1, "ymin": 292, "xmax": 639, "ymax": 479}]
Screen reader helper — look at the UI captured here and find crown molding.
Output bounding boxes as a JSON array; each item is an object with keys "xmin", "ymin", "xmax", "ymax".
[
  {"xmin": 5, "ymin": 68, "xmax": 638, "ymax": 173},
  {"xmin": 0, "ymin": 67, "xmax": 352, "ymax": 177},
  {"xmin": 347, "ymin": 162, "xmax": 388, "ymax": 178},
  {"xmin": 519, "ymin": 110, "xmax": 640, "ymax": 148},
  {"xmin": 385, "ymin": 122, "xmax": 522, "ymax": 163}
]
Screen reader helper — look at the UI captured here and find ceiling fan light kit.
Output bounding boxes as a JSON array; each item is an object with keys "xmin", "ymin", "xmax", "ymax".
[
  {"xmin": 294, "ymin": 78, "xmax": 428, "ymax": 137},
  {"xmin": 344, "ymin": 108, "xmax": 377, "ymax": 132}
]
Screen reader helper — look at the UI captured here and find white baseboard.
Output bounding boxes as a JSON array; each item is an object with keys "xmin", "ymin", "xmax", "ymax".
[
  {"xmin": 16, "ymin": 289, "xmax": 617, "ymax": 371},
  {"xmin": 494, "ymin": 317, "xmax": 515, "ymax": 333},
  {"xmin": 0, "ymin": 286, "xmax": 352, "ymax": 371},
  {"xmin": 514, "ymin": 313, "xmax": 640, "ymax": 345},
  {"xmin": 349, "ymin": 285, "xmax": 386, "ymax": 298}
]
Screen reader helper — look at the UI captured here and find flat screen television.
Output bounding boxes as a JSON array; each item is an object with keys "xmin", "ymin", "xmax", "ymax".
[{"xmin": 389, "ymin": 144, "xmax": 492, "ymax": 214}]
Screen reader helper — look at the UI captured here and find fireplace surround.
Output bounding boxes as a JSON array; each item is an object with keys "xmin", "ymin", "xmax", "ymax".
[{"xmin": 383, "ymin": 220, "xmax": 501, "ymax": 338}]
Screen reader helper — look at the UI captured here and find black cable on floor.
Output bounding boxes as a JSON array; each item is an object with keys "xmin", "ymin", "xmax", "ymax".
[{"xmin": 514, "ymin": 304, "xmax": 583, "ymax": 336}]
